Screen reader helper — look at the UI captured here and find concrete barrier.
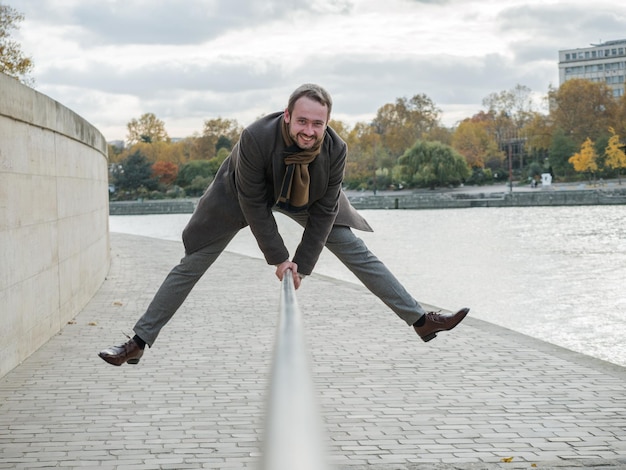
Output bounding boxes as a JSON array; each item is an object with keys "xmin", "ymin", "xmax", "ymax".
[
  {"xmin": 347, "ymin": 188, "xmax": 626, "ymax": 210},
  {"xmin": 109, "ymin": 199, "xmax": 195, "ymax": 215},
  {"xmin": 0, "ymin": 73, "xmax": 110, "ymax": 378}
]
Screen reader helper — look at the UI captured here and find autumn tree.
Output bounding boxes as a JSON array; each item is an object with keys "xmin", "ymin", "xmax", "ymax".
[
  {"xmin": 549, "ymin": 79, "xmax": 616, "ymax": 146},
  {"xmin": 126, "ymin": 113, "xmax": 170, "ymax": 145},
  {"xmin": 371, "ymin": 94, "xmax": 441, "ymax": 160},
  {"xmin": 191, "ymin": 118, "xmax": 241, "ymax": 161},
  {"xmin": 152, "ymin": 161, "xmax": 179, "ymax": 186},
  {"xmin": 480, "ymin": 85, "xmax": 541, "ymax": 174},
  {"xmin": 605, "ymin": 127, "xmax": 626, "ymax": 184},
  {"xmin": 0, "ymin": 4, "xmax": 33, "ymax": 84},
  {"xmin": 342, "ymin": 121, "xmax": 389, "ymax": 189},
  {"xmin": 568, "ymin": 137, "xmax": 598, "ymax": 182},
  {"xmin": 328, "ymin": 119, "xmax": 349, "ymax": 138},
  {"xmin": 613, "ymin": 93, "xmax": 626, "ymax": 138},
  {"xmin": 452, "ymin": 118, "xmax": 501, "ymax": 169},
  {"xmin": 521, "ymin": 111, "xmax": 552, "ymax": 162}
]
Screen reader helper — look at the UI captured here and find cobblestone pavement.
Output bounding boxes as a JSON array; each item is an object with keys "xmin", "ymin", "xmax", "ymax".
[{"xmin": 1, "ymin": 233, "xmax": 625, "ymax": 469}]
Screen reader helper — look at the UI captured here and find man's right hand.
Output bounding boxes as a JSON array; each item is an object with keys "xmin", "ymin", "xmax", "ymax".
[{"xmin": 275, "ymin": 260, "xmax": 302, "ymax": 289}]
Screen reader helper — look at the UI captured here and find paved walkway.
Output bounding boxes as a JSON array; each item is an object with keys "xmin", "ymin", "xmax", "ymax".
[{"xmin": 1, "ymin": 233, "xmax": 625, "ymax": 470}]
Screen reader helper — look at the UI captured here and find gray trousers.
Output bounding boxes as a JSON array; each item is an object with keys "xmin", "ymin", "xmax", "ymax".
[{"xmin": 134, "ymin": 225, "xmax": 425, "ymax": 346}]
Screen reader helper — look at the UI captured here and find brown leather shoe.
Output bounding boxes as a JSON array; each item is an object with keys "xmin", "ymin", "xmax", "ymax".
[
  {"xmin": 98, "ymin": 338, "xmax": 144, "ymax": 366},
  {"xmin": 414, "ymin": 308, "xmax": 469, "ymax": 342}
]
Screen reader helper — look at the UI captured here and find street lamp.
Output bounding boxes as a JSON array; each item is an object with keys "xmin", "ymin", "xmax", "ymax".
[{"xmin": 508, "ymin": 138, "xmax": 513, "ymax": 194}]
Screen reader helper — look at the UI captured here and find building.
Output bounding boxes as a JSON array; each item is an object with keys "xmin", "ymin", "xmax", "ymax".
[{"xmin": 558, "ymin": 39, "xmax": 626, "ymax": 98}]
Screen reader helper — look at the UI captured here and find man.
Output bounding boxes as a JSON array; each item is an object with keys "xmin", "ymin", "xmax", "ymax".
[{"xmin": 99, "ymin": 84, "xmax": 468, "ymax": 366}]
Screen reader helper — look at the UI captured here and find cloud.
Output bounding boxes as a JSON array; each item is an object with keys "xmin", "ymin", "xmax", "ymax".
[
  {"xmin": 23, "ymin": 0, "xmax": 347, "ymax": 45},
  {"xmin": 13, "ymin": 0, "xmax": 626, "ymax": 140}
]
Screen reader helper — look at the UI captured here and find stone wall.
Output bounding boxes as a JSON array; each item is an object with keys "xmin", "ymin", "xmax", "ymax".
[
  {"xmin": 0, "ymin": 73, "xmax": 110, "ymax": 378},
  {"xmin": 109, "ymin": 199, "xmax": 195, "ymax": 215},
  {"xmin": 347, "ymin": 188, "xmax": 626, "ymax": 210}
]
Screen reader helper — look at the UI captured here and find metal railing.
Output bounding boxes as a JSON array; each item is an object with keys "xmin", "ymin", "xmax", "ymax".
[{"xmin": 261, "ymin": 270, "xmax": 330, "ymax": 470}]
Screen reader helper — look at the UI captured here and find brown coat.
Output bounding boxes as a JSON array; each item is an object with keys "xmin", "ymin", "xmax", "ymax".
[{"xmin": 182, "ymin": 112, "xmax": 372, "ymax": 275}]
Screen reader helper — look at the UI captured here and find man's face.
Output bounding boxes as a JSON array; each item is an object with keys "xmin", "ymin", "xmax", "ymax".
[{"xmin": 284, "ymin": 96, "xmax": 328, "ymax": 149}]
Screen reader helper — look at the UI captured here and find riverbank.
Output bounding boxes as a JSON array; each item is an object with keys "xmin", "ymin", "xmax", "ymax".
[{"xmin": 109, "ymin": 181, "xmax": 626, "ymax": 214}]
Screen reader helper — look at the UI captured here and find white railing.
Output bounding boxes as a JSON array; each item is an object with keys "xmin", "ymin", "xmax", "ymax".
[{"xmin": 261, "ymin": 270, "xmax": 330, "ymax": 470}]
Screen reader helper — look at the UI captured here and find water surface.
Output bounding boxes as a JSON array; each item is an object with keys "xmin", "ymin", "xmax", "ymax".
[{"xmin": 110, "ymin": 205, "xmax": 626, "ymax": 367}]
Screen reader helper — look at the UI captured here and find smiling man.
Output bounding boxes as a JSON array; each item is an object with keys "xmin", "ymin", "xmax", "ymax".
[{"xmin": 99, "ymin": 84, "xmax": 469, "ymax": 366}]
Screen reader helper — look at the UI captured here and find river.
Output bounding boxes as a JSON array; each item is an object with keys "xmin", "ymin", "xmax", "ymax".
[{"xmin": 109, "ymin": 205, "xmax": 626, "ymax": 367}]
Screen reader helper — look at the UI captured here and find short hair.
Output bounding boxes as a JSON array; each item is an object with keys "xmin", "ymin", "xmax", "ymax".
[{"xmin": 287, "ymin": 83, "xmax": 333, "ymax": 120}]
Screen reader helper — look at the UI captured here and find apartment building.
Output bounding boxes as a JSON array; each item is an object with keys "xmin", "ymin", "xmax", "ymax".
[{"xmin": 558, "ymin": 39, "xmax": 626, "ymax": 97}]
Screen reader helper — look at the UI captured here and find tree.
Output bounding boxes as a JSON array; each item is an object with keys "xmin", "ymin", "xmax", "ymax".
[
  {"xmin": 569, "ymin": 137, "xmax": 598, "ymax": 182},
  {"xmin": 396, "ymin": 140, "xmax": 470, "ymax": 189},
  {"xmin": 371, "ymin": 94, "xmax": 441, "ymax": 159},
  {"xmin": 113, "ymin": 151, "xmax": 158, "ymax": 194},
  {"xmin": 612, "ymin": 93, "xmax": 626, "ymax": 138},
  {"xmin": 605, "ymin": 127, "xmax": 626, "ymax": 184},
  {"xmin": 549, "ymin": 79, "xmax": 617, "ymax": 146},
  {"xmin": 176, "ymin": 160, "xmax": 215, "ymax": 188},
  {"xmin": 192, "ymin": 118, "xmax": 241, "ymax": 160},
  {"xmin": 549, "ymin": 128, "xmax": 577, "ymax": 179},
  {"xmin": 452, "ymin": 118, "xmax": 501, "ymax": 169},
  {"xmin": 342, "ymin": 121, "xmax": 390, "ymax": 190},
  {"xmin": 152, "ymin": 161, "xmax": 179, "ymax": 186},
  {"xmin": 0, "ymin": 4, "xmax": 34, "ymax": 84},
  {"xmin": 522, "ymin": 112, "xmax": 552, "ymax": 162},
  {"xmin": 482, "ymin": 84, "xmax": 536, "ymax": 129},
  {"xmin": 126, "ymin": 113, "xmax": 169, "ymax": 145}
]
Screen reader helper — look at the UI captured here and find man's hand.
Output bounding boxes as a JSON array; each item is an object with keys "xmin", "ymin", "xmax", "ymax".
[{"xmin": 275, "ymin": 260, "xmax": 302, "ymax": 289}]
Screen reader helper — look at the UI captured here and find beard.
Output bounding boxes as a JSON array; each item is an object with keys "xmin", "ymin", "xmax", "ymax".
[{"xmin": 288, "ymin": 125, "xmax": 322, "ymax": 150}]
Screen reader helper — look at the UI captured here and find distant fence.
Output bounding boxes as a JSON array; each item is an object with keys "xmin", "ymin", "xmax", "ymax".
[{"xmin": 261, "ymin": 270, "xmax": 330, "ymax": 470}]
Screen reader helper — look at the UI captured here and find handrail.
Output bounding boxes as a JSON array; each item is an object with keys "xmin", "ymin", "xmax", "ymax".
[{"xmin": 261, "ymin": 269, "xmax": 330, "ymax": 470}]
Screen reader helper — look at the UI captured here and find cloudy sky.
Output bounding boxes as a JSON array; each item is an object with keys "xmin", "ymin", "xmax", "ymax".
[{"xmin": 13, "ymin": 0, "xmax": 626, "ymax": 141}]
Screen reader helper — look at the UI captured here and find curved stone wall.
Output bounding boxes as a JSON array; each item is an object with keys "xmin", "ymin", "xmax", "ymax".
[{"xmin": 0, "ymin": 73, "xmax": 110, "ymax": 378}]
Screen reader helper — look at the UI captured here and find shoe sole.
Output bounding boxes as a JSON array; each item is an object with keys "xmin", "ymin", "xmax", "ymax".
[
  {"xmin": 421, "ymin": 333, "xmax": 437, "ymax": 342},
  {"xmin": 98, "ymin": 353, "xmax": 141, "ymax": 366}
]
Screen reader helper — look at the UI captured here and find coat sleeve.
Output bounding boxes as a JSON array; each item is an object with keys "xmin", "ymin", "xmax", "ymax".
[
  {"xmin": 292, "ymin": 139, "xmax": 346, "ymax": 275},
  {"xmin": 234, "ymin": 127, "xmax": 290, "ymax": 266}
]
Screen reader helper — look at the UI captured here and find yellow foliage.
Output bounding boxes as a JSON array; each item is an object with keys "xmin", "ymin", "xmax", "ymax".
[
  {"xmin": 605, "ymin": 128, "xmax": 626, "ymax": 170},
  {"xmin": 568, "ymin": 138, "xmax": 598, "ymax": 173},
  {"xmin": 451, "ymin": 119, "xmax": 501, "ymax": 168}
]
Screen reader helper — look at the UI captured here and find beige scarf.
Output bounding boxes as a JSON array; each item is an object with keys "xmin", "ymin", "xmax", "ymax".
[{"xmin": 276, "ymin": 117, "xmax": 323, "ymax": 212}]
